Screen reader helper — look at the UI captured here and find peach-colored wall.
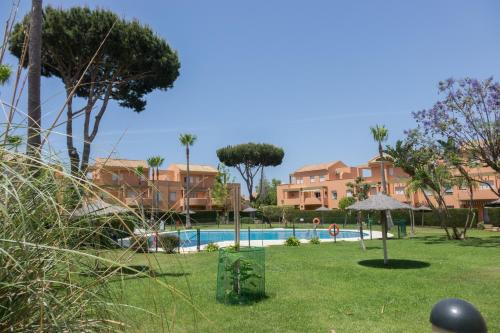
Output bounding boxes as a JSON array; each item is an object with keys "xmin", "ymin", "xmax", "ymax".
[
  {"xmin": 91, "ymin": 160, "xmax": 238, "ymax": 212},
  {"xmin": 278, "ymin": 159, "xmax": 499, "ymax": 221}
]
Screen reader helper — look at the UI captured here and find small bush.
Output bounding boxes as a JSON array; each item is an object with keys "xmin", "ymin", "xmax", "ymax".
[
  {"xmin": 284, "ymin": 236, "xmax": 301, "ymax": 246},
  {"xmin": 241, "ymin": 217, "xmax": 254, "ymax": 224},
  {"xmin": 158, "ymin": 234, "xmax": 180, "ymax": 253},
  {"xmin": 206, "ymin": 242, "xmax": 220, "ymax": 252},
  {"xmin": 310, "ymin": 237, "xmax": 320, "ymax": 245},
  {"xmin": 130, "ymin": 235, "xmax": 150, "ymax": 253}
]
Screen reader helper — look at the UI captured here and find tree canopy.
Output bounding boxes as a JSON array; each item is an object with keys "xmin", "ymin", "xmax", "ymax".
[
  {"xmin": 412, "ymin": 77, "xmax": 499, "ymax": 194},
  {"xmin": 9, "ymin": 6, "xmax": 180, "ymax": 173},
  {"xmin": 216, "ymin": 143, "xmax": 284, "ymax": 202}
]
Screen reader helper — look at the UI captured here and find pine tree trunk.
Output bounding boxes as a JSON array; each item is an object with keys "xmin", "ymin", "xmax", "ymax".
[{"xmin": 26, "ymin": 0, "xmax": 43, "ymax": 158}]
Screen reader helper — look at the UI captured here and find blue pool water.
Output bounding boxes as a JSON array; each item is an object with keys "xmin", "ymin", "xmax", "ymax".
[{"xmin": 162, "ymin": 229, "xmax": 367, "ymax": 248}]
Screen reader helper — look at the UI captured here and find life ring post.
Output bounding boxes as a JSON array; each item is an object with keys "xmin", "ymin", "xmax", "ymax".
[{"xmin": 328, "ymin": 224, "xmax": 340, "ymax": 242}]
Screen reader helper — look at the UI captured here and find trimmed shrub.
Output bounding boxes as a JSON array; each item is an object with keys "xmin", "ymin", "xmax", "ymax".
[
  {"xmin": 130, "ymin": 235, "xmax": 150, "ymax": 253},
  {"xmin": 310, "ymin": 237, "xmax": 320, "ymax": 245},
  {"xmin": 261, "ymin": 206, "xmax": 487, "ymax": 228},
  {"xmin": 206, "ymin": 242, "xmax": 219, "ymax": 252},
  {"xmin": 284, "ymin": 236, "xmax": 301, "ymax": 246},
  {"xmin": 158, "ymin": 234, "xmax": 180, "ymax": 253},
  {"xmin": 240, "ymin": 217, "xmax": 254, "ymax": 224},
  {"xmin": 486, "ymin": 207, "xmax": 500, "ymax": 226}
]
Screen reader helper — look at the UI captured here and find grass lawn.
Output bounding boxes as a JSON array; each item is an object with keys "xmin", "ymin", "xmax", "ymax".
[{"xmin": 108, "ymin": 227, "xmax": 500, "ymax": 332}]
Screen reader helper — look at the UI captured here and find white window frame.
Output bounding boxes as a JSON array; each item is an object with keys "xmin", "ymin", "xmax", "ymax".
[
  {"xmin": 319, "ymin": 175, "xmax": 325, "ymax": 182},
  {"xmin": 310, "ymin": 176, "xmax": 316, "ymax": 183},
  {"xmin": 395, "ymin": 186, "xmax": 405, "ymax": 195},
  {"xmin": 362, "ymin": 169, "xmax": 372, "ymax": 178}
]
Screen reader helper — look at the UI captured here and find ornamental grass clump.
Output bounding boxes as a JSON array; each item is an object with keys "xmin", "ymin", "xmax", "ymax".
[{"xmin": 0, "ymin": 148, "xmax": 197, "ymax": 331}]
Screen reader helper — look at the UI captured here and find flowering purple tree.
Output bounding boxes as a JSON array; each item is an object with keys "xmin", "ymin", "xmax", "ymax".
[{"xmin": 413, "ymin": 77, "xmax": 499, "ymax": 196}]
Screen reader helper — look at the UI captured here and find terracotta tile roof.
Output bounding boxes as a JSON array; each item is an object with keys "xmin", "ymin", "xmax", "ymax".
[
  {"xmin": 294, "ymin": 160, "xmax": 343, "ymax": 173},
  {"xmin": 93, "ymin": 158, "xmax": 148, "ymax": 169},
  {"xmin": 169, "ymin": 164, "xmax": 218, "ymax": 173}
]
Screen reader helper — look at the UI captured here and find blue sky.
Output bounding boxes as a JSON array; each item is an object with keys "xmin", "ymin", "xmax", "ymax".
[{"xmin": 1, "ymin": 0, "xmax": 499, "ymax": 191}]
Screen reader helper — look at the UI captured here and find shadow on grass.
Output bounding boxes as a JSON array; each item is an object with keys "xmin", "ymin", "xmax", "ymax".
[
  {"xmin": 358, "ymin": 259, "xmax": 430, "ymax": 269},
  {"xmin": 218, "ymin": 294, "xmax": 271, "ymax": 306},
  {"xmin": 81, "ymin": 265, "xmax": 190, "ymax": 281},
  {"xmin": 413, "ymin": 235, "xmax": 500, "ymax": 248}
]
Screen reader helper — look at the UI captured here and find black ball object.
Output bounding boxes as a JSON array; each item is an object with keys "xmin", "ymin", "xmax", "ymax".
[{"xmin": 430, "ymin": 298, "xmax": 487, "ymax": 333}]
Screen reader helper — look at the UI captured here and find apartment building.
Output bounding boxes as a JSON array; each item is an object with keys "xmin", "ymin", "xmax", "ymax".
[
  {"xmin": 90, "ymin": 158, "xmax": 239, "ymax": 212},
  {"xmin": 277, "ymin": 155, "xmax": 499, "ymax": 220}
]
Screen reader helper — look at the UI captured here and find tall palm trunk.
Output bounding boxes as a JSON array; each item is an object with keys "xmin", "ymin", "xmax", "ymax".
[
  {"xmin": 378, "ymin": 142, "xmax": 386, "ymax": 194},
  {"xmin": 185, "ymin": 145, "xmax": 191, "ymax": 229},
  {"xmin": 27, "ymin": 0, "xmax": 42, "ymax": 158}
]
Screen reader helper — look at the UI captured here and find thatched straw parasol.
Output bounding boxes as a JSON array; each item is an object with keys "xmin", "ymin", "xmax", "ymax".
[
  {"xmin": 413, "ymin": 205, "xmax": 432, "ymax": 227},
  {"xmin": 72, "ymin": 199, "xmax": 128, "ymax": 217},
  {"xmin": 485, "ymin": 198, "xmax": 500, "ymax": 207},
  {"xmin": 347, "ymin": 193, "xmax": 409, "ymax": 264},
  {"xmin": 242, "ymin": 207, "xmax": 258, "ymax": 223},
  {"xmin": 315, "ymin": 206, "xmax": 331, "ymax": 224}
]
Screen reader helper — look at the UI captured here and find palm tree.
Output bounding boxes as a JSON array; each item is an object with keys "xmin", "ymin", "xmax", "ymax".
[
  {"xmin": 370, "ymin": 125, "xmax": 389, "ymax": 261},
  {"xmin": 346, "ymin": 176, "xmax": 370, "ymax": 250},
  {"xmin": 27, "ymin": 0, "xmax": 43, "ymax": 158},
  {"xmin": 147, "ymin": 156, "xmax": 165, "ymax": 221},
  {"xmin": 370, "ymin": 125, "xmax": 389, "ymax": 194},
  {"xmin": 179, "ymin": 133, "xmax": 197, "ymax": 229}
]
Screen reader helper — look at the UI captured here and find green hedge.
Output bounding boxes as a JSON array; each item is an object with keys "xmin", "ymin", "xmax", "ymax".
[
  {"xmin": 486, "ymin": 207, "xmax": 500, "ymax": 226},
  {"xmin": 149, "ymin": 206, "xmax": 497, "ymax": 228},
  {"xmin": 259, "ymin": 206, "xmax": 480, "ymax": 228}
]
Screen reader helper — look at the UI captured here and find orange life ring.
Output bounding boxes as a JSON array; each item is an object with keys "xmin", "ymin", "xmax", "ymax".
[
  {"xmin": 328, "ymin": 224, "xmax": 340, "ymax": 237},
  {"xmin": 313, "ymin": 217, "xmax": 321, "ymax": 225}
]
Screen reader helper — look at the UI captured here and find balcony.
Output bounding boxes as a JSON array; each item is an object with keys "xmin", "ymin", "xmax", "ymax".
[
  {"xmin": 303, "ymin": 197, "xmax": 327, "ymax": 205},
  {"xmin": 125, "ymin": 197, "xmax": 152, "ymax": 207},
  {"xmin": 457, "ymin": 189, "xmax": 498, "ymax": 201},
  {"xmin": 283, "ymin": 197, "xmax": 300, "ymax": 205},
  {"xmin": 186, "ymin": 198, "xmax": 209, "ymax": 206}
]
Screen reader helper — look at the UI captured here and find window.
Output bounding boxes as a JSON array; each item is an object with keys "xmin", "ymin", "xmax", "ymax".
[
  {"xmin": 169, "ymin": 192, "xmax": 177, "ymax": 201},
  {"xmin": 388, "ymin": 168, "xmax": 394, "ymax": 176},
  {"xmin": 346, "ymin": 190, "xmax": 353, "ymax": 197},
  {"xmin": 314, "ymin": 192, "xmax": 321, "ymax": 199},
  {"xmin": 127, "ymin": 190, "xmax": 137, "ymax": 198},
  {"xmin": 296, "ymin": 178, "xmax": 304, "ymax": 184},
  {"xmin": 319, "ymin": 175, "xmax": 325, "ymax": 182},
  {"xmin": 395, "ymin": 186, "xmax": 405, "ymax": 195},
  {"xmin": 157, "ymin": 192, "xmax": 163, "ymax": 202},
  {"xmin": 479, "ymin": 181, "xmax": 493, "ymax": 190},
  {"xmin": 445, "ymin": 186, "xmax": 453, "ymax": 195},
  {"xmin": 111, "ymin": 172, "xmax": 122, "ymax": 182},
  {"xmin": 362, "ymin": 169, "xmax": 372, "ymax": 178},
  {"xmin": 423, "ymin": 189, "xmax": 433, "ymax": 196},
  {"xmin": 310, "ymin": 176, "xmax": 316, "ymax": 183},
  {"xmin": 332, "ymin": 191, "xmax": 338, "ymax": 200},
  {"xmin": 291, "ymin": 176, "xmax": 296, "ymax": 184}
]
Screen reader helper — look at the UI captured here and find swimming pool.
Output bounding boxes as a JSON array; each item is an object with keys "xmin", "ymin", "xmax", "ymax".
[
  {"xmin": 120, "ymin": 228, "xmax": 386, "ymax": 252},
  {"xmin": 172, "ymin": 229, "xmax": 367, "ymax": 247}
]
